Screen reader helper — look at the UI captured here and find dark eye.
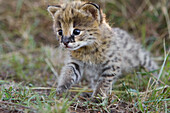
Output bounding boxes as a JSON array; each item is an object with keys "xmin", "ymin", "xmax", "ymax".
[
  {"xmin": 73, "ymin": 29, "xmax": 81, "ymax": 35},
  {"xmin": 58, "ymin": 30, "xmax": 62, "ymax": 36}
]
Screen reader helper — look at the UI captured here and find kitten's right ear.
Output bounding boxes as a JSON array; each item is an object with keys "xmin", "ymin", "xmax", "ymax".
[{"xmin": 47, "ymin": 5, "xmax": 61, "ymax": 18}]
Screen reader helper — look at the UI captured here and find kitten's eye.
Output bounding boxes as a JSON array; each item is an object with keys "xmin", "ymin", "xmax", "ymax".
[
  {"xmin": 73, "ymin": 29, "xmax": 81, "ymax": 35},
  {"xmin": 58, "ymin": 30, "xmax": 63, "ymax": 36}
]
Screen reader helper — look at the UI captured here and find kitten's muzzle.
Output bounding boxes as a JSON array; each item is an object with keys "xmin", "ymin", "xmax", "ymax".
[{"xmin": 61, "ymin": 35, "xmax": 75, "ymax": 46}]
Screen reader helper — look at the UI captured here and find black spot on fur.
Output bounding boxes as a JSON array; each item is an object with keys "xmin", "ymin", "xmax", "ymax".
[
  {"xmin": 102, "ymin": 66, "xmax": 111, "ymax": 73},
  {"xmin": 69, "ymin": 62, "xmax": 80, "ymax": 74},
  {"xmin": 101, "ymin": 74, "xmax": 115, "ymax": 77},
  {"xmin": 123, "ymin": 38, "xmax": 128, "ymax": 48},
  {"xmin": 69, "ymin": 66, "xmax": 78, "ymax": 81},
  {"xmin": 112, "ymin": 66, "xmax": 116, "ymax": 71},
  {"xmin": 102, "ymin": 41, "xmax": 107, "ymax": 45},
  {"xmin": 102, "ymin": 60, "xmax": 110, "ymax": 66},
  {"xmin": 107, "ymin": 80, "xmax": 112, "ymax": 82},
  {"xmin": 103, "ymin": 85, "xmax": 109, "ymax": 87}
]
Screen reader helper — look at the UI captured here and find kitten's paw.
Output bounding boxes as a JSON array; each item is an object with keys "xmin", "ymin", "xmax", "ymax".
[
  {"xmin": 56, "ymin": 85, "xmax": 68, "ymax": 95},
  {"xmin": 92, "ymin": 89, "xmax": 107, "ymax": 98},
  {"xmin": 80, "ymin": 92, "xmax": 92, "ymax": 98}
]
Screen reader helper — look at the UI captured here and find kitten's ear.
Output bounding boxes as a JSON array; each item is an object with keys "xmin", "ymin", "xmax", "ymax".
[
  {"xmin": 81, "ymin": 3, "xmax": 102, "ymax": 23},
  {"xmin": 47, "ymin": 5, "xmax": 61, "ymax": 18}
]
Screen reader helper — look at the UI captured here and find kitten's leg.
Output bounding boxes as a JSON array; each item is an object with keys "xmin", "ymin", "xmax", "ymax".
[
  {"xmin": 92, "ymin": 61, "xmax": 121, "ymax": 97},
  {"xmin": 56, "ymin": 62, "xmax": 83, "ymax": 94},
  {"xmin": 139, "ymin": 50, "xmax": 159, "ymax": 78}
]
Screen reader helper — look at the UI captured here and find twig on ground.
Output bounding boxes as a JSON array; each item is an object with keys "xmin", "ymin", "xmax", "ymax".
[{"xmin": 0, "ymin": 101, "xmax": 37, "ymax": 112}]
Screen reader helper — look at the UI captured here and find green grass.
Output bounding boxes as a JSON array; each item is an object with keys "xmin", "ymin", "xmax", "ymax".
[{"xmin": 0, "ymin": 0, "xmax": 169, "ymax": 112}]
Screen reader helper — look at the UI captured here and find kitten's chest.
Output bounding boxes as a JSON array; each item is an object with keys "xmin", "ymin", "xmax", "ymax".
[
  {"xmin": 83, "ymin": 63, "xmax": 101, "ymax": 80},
  {"xmin": 71, "ymin": 47, "xmax": 105, "ymax": 64}
]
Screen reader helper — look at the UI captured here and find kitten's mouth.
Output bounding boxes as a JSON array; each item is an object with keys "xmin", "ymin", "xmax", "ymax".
[
  {"xmin": 62, "ymin": 43, "xmax": 80, "ymax": 50},
  {"xmin": 65, "ymin": 44, "xmax": 70, "ymax": 48},
  {"xmin": 61, "ymin": 42, "xmax": 88, "ymax": 50},
  {"xmin": 65, "ymin": 45, "xmax": 75, "ymax": 49}
]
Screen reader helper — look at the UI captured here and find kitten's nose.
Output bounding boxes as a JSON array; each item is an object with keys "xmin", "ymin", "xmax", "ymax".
[
  {"xmin": 63, "ymin": 39, "xmax": 70, "ymax": 46},
  {"xmin": 62, "ymin": 36, "xmax": 70, "ymax": 46}
]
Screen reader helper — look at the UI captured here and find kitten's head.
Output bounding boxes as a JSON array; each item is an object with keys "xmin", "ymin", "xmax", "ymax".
[{"xmin": 47, "ymin": 1, "xmax": 104, "ymax": 50}]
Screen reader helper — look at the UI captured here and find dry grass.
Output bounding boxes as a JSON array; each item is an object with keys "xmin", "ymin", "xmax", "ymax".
[{"xmin": 0, "ymin": 0, "xmax": 169, "ymax": 112}]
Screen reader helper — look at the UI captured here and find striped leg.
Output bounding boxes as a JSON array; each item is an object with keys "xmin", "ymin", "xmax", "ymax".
[
  {"xmin": 92, "ymin": 61, "xmax": 121, "ymax": 97},
  {"xmin": 139, "ymin": 50, "xmax": 159, "ymax": 78},
  {"xmin": 56, "ymin": 62, "xmax": 82, "ymax": 94}
]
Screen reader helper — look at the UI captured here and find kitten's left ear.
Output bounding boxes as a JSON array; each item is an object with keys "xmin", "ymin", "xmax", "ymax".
[
  {"xmin": 81, "ymin": 3, "xmax": 102, "ymax": 23},
  {"xmin": 47, "ymin": 5, "xmax": 61, "ymax": 18}
]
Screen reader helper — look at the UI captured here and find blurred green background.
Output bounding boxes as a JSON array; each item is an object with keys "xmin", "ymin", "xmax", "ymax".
[{"xmin": 1, "ymin": 0, "xmax": 169, "ymax": 51}]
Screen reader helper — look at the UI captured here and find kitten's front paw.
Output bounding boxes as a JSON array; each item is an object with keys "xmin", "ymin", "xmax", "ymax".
[
  {"xmin": 80, "ymin": 92, "xmax": 92, "ymax": 98},
  {"xmin": 56, "ymin": 85, "xmax": 68, "ymax": 95},
  {"xmin": 92, "ymin": 89, "xmax": 107, "ymax": 98}
]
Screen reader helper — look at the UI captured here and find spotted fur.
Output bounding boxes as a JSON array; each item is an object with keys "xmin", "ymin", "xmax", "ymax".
[{"xmin": 47, "ymin": 1, "xmax": 158, "ymax": 97}]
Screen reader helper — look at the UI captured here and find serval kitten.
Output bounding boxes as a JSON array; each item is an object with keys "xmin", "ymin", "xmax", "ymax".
[{"xmin": 47, "ymin": 1, "xmax": 158, "ymax": 97}]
